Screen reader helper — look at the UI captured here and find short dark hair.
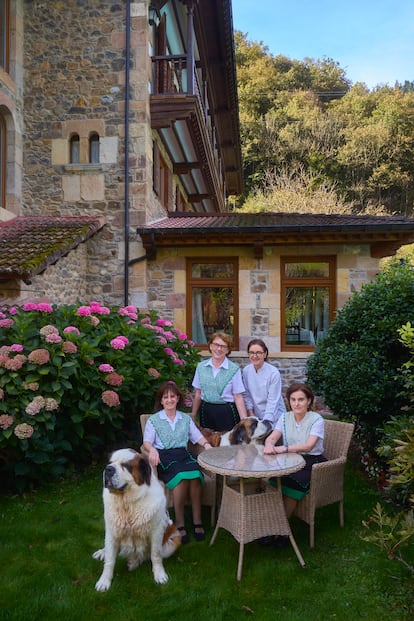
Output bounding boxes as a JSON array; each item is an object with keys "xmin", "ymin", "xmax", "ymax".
[
  {"xmin": 247, "ymin": 338, "xmax": 269, "ymax": 359},
  {"xmin": 286, "ymin": 382, "xmax": 314, "ymax": 409}
]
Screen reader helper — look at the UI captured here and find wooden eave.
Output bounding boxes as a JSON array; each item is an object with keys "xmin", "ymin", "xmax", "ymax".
[{"xmin": 138, "ymin": 225, "xmax": 414, "ymax": 260}]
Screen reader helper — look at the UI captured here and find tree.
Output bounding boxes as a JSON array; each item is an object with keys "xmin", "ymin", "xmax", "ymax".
[{"xmin": 306, "ymin": 261, "xmax": 414, "ymax": 438}]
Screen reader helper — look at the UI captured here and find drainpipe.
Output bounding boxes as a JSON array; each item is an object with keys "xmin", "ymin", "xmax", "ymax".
[{"xmin": 124, "ymin": 0, "xmax": 131, "ymax": 306}]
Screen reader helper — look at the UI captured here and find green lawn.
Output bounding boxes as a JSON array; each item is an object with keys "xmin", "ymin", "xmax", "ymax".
[{"xmin": 0, "ymin": 462, "xmax": 412, "ymax": 621}]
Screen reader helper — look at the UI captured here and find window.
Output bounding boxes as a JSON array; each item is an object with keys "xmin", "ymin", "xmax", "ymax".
[
  {"xmin": 0, "ymin": 0, "xmax": 9, "ymax": 72},
  {"xmin": 187, "ymin": 258, "xmax": 238, "ymax": 347},
  {"xmin": 89, "ymin": 133, "xmax": 100, "ymax": 163},
  {"xmin": 69, "ymin": 134, "xmax": 80, "ymax": 164},
  {"xmin": 281, "ymin": 256, "xmax": 336, "ymax": 351},
  {"xmin": 153, "ymin": 141, "xmax": 171, "ymax": 209},
  {"xmin": 0, "ymin": 113, "xmax": 5, "ymax": 208}
]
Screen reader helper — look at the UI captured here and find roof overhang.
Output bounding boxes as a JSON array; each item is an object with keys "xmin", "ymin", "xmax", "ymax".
[
  {"xmin": 0, "ymin": 215, "xmax": 106, "ymax": 284},
  {"xmin": 136, "ymin": 212, "xmax": 414, "ymax": 259}
]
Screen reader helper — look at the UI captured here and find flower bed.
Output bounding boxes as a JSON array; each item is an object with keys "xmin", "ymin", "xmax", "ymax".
[{"xmin": 0, "ymin": 302, "xmax": 200, "ymax": 492}]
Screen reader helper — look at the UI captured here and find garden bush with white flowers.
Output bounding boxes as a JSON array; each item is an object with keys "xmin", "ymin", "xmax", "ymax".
[{"xmin": 0, "ymin": 301, "xmax": 201, "ymax": 492}]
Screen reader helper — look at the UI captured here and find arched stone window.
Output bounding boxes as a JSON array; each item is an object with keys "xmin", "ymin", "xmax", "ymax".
[
  {"xmin": 69, "ymin": 134, "xmax": 80, "ymax": 164},
  {"xmin": 0, "ymin": 0, "xmax": 9, "ymax": 72},
  {"xmin": 0, "ymin": 113, "xmax": 5, "ymax": 208},
  {"xmin": 89, "ymin": 132, "xmax": 100, "ymax": 163}
]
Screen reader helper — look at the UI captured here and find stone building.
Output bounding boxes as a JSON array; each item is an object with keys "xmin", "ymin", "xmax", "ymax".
[{"xmin": 1, "ymin": 0, "xmax": 414, "ymax": 383}]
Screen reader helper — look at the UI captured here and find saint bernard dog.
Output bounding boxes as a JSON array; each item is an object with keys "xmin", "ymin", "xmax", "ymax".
[
  {"xmin": 93, "ymin": 448, "xmax": 181, "ymax": 592},
  {"xmin": 200, "ymin": 416, "xmax": 272, "ymax": 447}
]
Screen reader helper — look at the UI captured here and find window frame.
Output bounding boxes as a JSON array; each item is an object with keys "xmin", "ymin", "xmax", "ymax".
[
  {"xmin": 0, "ymin": 0, "xmax": 9, "ymax": 73},
  {"xmin": 281, "ymin": 255, "xmax": 336, "ymax": 352},
  {"xmin": 186, "ymin": 257, "xmax": 239, "ymax": 349}
]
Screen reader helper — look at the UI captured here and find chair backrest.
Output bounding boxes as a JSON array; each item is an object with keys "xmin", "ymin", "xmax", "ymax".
[
  {"xmin": 140, "ymin": 414, "xmax": 151, "ymax": 437},
  {"xmin": 323, "ymin": 418, "xmax": 354, "ymax": 461}
]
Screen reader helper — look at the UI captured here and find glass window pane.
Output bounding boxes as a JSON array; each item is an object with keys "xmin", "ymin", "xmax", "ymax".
[
  {"xmin": 284, "ymin": 261, "xmax": 330, "ymax": 278},
  {"xmin": 192, "ymin": 287, "xmax": 234, "ymax": 344},
  {"xmin": 89, "ymin": 134, "xmax": 99, "ymax": 163},
  {"xmin": 285, "ymin": 286, "xmax": 330, "ymax": 345},
  {"xmin": 191, "ymin": 263, "xmax": 234, "ymax": 279}
]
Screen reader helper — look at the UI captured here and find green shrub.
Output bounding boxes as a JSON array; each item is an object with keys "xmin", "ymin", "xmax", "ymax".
[
  {"xmin": 307, "ymin": 261, "xmax": 414, "ymax": 438},
  {"xmin": 0, "ymin": 301, "xmax": 200, "ymax": 492}
]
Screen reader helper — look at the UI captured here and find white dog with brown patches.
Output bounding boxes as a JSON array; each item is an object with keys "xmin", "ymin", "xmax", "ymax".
[{"xmin": 93, "ymin": 448, "xmax": 181, "ymax": 591}]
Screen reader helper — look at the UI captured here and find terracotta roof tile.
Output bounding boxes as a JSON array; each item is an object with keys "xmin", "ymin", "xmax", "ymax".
[{"xmin": 0, "ymin": 215, "xmax": 106, "ymax": 283}]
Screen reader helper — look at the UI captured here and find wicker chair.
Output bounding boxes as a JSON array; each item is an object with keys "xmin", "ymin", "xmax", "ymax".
[
  {"xmin": 139, "ymin": 414, "xmax": 217, "ymax": 525},
  {"xmin": 293, "ymin": 418, "xmax": 354, "ymax": 548}
]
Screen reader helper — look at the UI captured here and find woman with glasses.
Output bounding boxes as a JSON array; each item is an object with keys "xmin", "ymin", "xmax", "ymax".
[
  {"xmin": 242, "ymin": 338, "xmax": 286, "ymax": 426},
  {"xmin": 191, "ymin": 331, "xmax": 247, "ymax": 432}
]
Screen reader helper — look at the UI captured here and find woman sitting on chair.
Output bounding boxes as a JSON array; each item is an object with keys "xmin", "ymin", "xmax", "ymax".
[
  {"xmin": 143, "ymin": 381, "xmax": 212, "ymax": 544},
  {"xmin": 264, "ymin": 382, "xmax": 327, "ymax": 545}
]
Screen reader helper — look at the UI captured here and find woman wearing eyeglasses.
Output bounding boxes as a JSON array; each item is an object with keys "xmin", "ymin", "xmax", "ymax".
[
  {"xmin": 191, "ymin": 331, "xmax": 247, "ymax": 432},
  {"xmin": 242, "ymin": 338, "xmax": 286, "ymax": 426}
]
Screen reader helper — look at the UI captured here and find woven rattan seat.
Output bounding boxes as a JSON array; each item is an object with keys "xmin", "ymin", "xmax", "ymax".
[{"xmin": 293, "ymin": 418, "xmax": 355, "ymax": 547}]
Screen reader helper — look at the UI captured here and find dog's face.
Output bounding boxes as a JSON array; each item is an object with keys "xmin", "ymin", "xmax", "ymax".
[
  {"xmin": 228, "ymin": 417, "xmax": 272, "ymax": 445},
  {"xmin": 103, "ymin": 448, "xmax": 152, "ymax": 493}
]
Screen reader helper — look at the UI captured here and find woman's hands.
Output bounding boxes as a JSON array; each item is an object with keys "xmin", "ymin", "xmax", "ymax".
[
  {"xmin": 148, "ymin": 446, "xmax": 160, "ymax": 466},
  {"xmin": 264, "ymin": 444, "xmax": 288, "ymax": 455}
]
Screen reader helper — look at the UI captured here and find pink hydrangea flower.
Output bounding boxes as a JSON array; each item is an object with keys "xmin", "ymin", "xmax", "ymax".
[
  {"xmin": 37, "ymin": 303, "xmax": 53, "ymax": 313},
  {"xmin": 110, "ymin": 336, "xmax": 129, "ymax": 349},
  {"xmin": 40, "ymin": 324, "xmax": 59, "ymax": 336},
  {"xmin": 98, "ymin": 364, "xmax": 114, "ymax": 373},
  {"xmin": 172, "ymin": 358, "xmax": 184, "ymax": 365},
  {"xmin": 0, "ymin": 318, "xmax": 14, "ymax": 328},
  {"xmin": 26, "ymin": 397, "xmax": 45, "ymax": 415},
  {"xmin": 63, "ymin": 326, "xmax": 81, "ymax": 335},
  {"xmin": 45, "ymin": 398, "xmax": 59, "ymax": 411},
  {"xmin": 28, "ymin": 349, "xmax": 50, "ymax": 365},
  {"xmin": 157, "ymin": 336, "xmax": 167, "ymax": 345},
  {"xmin": 14, "ymin": 423, "xmax": 34, "ymax": 439},
  {"xmin": 8, "ymin": 307, "xmax": 17, "ymax": 315},
  {"xmin": 0, "ymin": 414, "xmax": 14, "ymax": 430},
  {"xmin": 10, "ymin": 344, "xmax": 24, "ymax": 352},
  {"xmin": 141, "ymin": 316, "xmax": 151, "ymax": 324},
  {"xmin": 90, "ymin": 316, "xmax": 100, "ymax": 326},
  {"xmin": 22, "ymin": 302, "xmax": 38, "ymax": 311},
  {"xmin": 102, "ymin": 390, "xmax": 120, "ymax": 407},
  {"xmin": 156, "ymin": 318, "xmax": 172, "ymax": 327},
  {"xmin": 148, "ymin": 367, "xmax": 160, "ymax": 378},
  {"xmin": 77, "ymin": 306, "xmax": 92, "ymax": 316},
  {"xmin": 62, "ymin": 341, "xmax": 78, "ymax": 354},
  {"xmin": 104, "ymin": 372, "xmax": 123, "ymax": 386},
  {"xmin": 4, "ymin": 354, "xmax": 27, "ymax": 370},
  {"xmin": 23, "ymin": 382, "xmax": 39, "ymax": 391},
  {"xmin": 45, "ymin": 333, "xmax": 62, "ymax": 344}
]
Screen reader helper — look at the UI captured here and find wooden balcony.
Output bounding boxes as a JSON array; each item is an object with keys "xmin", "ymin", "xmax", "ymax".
[{"xmin": 150, "ymin": 53, "xmax": 240, "ymax": 212}]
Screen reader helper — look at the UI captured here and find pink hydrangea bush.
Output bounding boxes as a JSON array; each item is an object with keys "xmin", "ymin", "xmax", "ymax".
[{"xmin": 0, "ymin": 302, "xmax": 200, "ymax": 492}]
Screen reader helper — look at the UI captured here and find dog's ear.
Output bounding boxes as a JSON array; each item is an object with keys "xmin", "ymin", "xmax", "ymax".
[
  {"xmin": 138, "ymin": 455, "xmax": 152, "ymax": 486},
  {"xmin": 229, "ymin": 423, "xmax": 250, "ymax": 445}
]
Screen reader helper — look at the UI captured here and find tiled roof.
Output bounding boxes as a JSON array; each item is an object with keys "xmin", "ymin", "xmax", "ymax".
[
  {"xmin": 0, "ymin": 215, "xmax": 106, "ymax": 283},
  {"xmin": 137, "ymin": 211, "xmax": 414, "ymax": 233}
]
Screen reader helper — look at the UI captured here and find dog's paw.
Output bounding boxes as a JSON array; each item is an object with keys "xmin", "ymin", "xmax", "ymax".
[
  {"xmin": 95, "ymin": 576, "xmax": 111, "ymax": 592},
  {"xmin": 153, "ymin": 567, "xmax": 169, "ymax": 584},
  {"xmin": 92, "ymin": 548, "xmax": 105, "ymax": 561}
]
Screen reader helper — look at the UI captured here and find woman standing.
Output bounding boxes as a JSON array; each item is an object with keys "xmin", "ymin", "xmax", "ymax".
[
  {"xmin": 191, "ymin": 331, "xmax": 247, "ymax": 432},
  {"xmin": 242, "ymin": 338, "xmax": 286, "ymax": 426},
  {"xmin": 264, "ymin": 382, "xmax": 326, "ymax": 529},
  {"xmin": 143, "ymin": 381, "xmax": 212, "ymax": 544}
]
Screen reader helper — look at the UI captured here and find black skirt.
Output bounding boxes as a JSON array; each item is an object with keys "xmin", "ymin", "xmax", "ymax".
[
  {"xmin": 157, "ymin": 447, "xmax": 203, "ymax": 490},
  {"xmin": 281, "ymin": 454, "xmax": 327, "ymax": 500},
  {"xmin": 199, "ymin": 400, "xmax": 240, "ymax": 432}
]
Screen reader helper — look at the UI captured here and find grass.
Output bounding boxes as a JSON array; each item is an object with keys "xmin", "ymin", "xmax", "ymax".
[{"xmin": 0, "ymin": 462, "xmax": 413, "ymax": 621}]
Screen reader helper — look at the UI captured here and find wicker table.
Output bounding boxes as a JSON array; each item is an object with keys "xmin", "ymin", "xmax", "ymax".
[{"xmin": 198, "ymin": 444, "xmax": 306, "ymax": 580}]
